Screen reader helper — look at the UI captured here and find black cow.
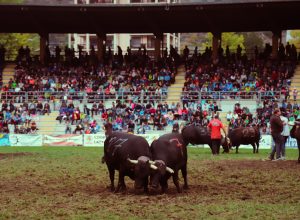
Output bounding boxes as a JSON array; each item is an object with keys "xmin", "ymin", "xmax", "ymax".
[
  {"xmin": 227, "ymin": 126, "xmax": 260, "ymax": 153},
  {"xmin": 181, "ymin": 124, "xmax": 230, "ymax": 154},
  {"xmin": 102, "ymin": 128, "xmax": 154, "ymax": 193},
  {"xmin": 150, "ymin": 133, "xmax": 188, "ymax": 193},
  {"xmin": 289, "ymin": 123, "xmax": 300, "ymax": 163}
]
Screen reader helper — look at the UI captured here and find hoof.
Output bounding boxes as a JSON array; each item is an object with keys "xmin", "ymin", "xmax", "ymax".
[
  {"xmin": 114, "ymin": 186, "xmax": 126, "ymax": 193},
  {"xmin": 177, "ymin": 188, "xmax": 182, "ymax": 193},
  {"xmin": 183, "ymin": 185, "xmax": 189, "ymax": 190},
  {"xmin": 107, "ymin": 185, "xmax": 115, "ymax": 192}
]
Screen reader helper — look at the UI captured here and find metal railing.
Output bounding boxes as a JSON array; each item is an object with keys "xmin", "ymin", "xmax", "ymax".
[{"xmin": 0, "ymin": 90, "xmax": 286, "ymax": 105}]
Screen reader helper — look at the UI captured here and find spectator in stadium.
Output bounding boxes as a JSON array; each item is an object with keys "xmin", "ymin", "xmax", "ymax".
[
  {"xmin": 43, "ymin": 102, "xmax": 51, "ymax": 115},
  {"xmin": 172, "ymin": 122, "xmax": 179, "ymax": 133},
  {"xmin": 65, "ymin": 120, "xmax": 72, "ymax": 134},
  {"xmin": 292, "ymin": 87, "xmax": 298, "ymax": 101},
  {"xmin": 127, "ymin": 120, "xmax": 135, "ymax": 133},
  {"xmin": 30, "ymin": 120, "xmax": 38, "ymax": 134}
]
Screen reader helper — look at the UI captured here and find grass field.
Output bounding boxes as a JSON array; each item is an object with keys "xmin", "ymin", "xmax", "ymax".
[{"xmin": 0, "ymin": 147, "xmax": 299, "ymax": 220}]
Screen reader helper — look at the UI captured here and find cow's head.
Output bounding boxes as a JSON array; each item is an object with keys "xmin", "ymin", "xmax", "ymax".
[
  {"xmin": 127, "ymin": 156, "xmax": 156, "ymax": 190},
  {"xmin": 149, "ymin": 160, "xmax": 174, "ymax": 189},
  {"xmin": 221, "ymin": 136, "xmax": 231, "ymax": 153}
]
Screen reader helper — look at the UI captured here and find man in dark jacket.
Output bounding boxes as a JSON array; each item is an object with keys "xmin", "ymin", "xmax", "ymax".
[{"xmin": 269, "ymin": 108, "xmax": 284, "ymax": 160}]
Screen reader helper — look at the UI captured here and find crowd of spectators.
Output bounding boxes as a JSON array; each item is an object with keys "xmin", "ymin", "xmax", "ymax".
[
  {"xmin": 221, "ymin": 98, "xmax": 300, "ymax": 136},
  {"xmin": 0, "ymin": 43, "xmax": 299, "ymax": 136},
  {"xmin": 1, "ymin": 44, "xmax": 178, "ymax": 106},
  {"xmin": 57, "ymin": 99, "xmax": 187, "ymax": 134},
  {"xmin": 181, "ymin": 43, "xmax": 298, "ymax": 105},
  {"xmin": 0, "ymin": 100, "xmax": 43, "ymax": 134}
]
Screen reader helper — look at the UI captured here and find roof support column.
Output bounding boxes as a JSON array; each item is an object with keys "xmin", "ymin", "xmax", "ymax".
[
  {"xmin": 39, "ymin": 33, "xmax": 48, "ymax": 65},
  {"xmin": 212, "ymin": 32, "xmax": 221, "ymax": 61},
  {"xmin": 154, "ymin": 33, "xmax": 163, "ymax": 61},
  {"xmin": 97, "ymin": 33, "xmax": 106, "ymax": 64},
  {"xmin": 272, "ymin": 31, "xmax": 281, "ymax": 59},
  {"xmin": 86, "ymin": 33, "xmax": 90, "ymax": 55}
]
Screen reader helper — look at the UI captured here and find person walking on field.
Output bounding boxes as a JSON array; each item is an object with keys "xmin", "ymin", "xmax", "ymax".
[
  {"xmin": 269, "ymin": 108, "xmax": 284, "ymax": 161},
  {"xmin": 207, "ymin": 114, "xmax": 227, "ymax": 155}
]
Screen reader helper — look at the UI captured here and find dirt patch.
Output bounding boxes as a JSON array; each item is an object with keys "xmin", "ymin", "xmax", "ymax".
[{"xmin": 0, "ymin": 152, "xmax": 33, "ymax": 160}]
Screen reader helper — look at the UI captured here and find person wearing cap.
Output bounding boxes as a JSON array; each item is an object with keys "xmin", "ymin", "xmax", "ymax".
[{"xmin": 207, "ymin": 114, "xmax": 227, "ymax": 155}]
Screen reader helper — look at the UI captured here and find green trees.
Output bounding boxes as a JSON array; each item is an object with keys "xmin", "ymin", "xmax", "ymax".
[
  {"xmin": 0, "ymin": 33, "xmax": 39, "ymax": 60},
  {"xmin": 289, "ymin": 30, "xmax": 300, "ymax": 49},
  {"xmin": 0, "ymin": 0, "xmax": 24, "ymax": 4},
  {"xmin": 0, "ymin": 0, "xmax": 40, "ymax": 60},
  {"xmin": 181, "ymin": 32, "xmax": 268, "ymax": 56},
  {"xmin": 201, "ymin": 32, "xmax": 245, "ymax": 52}
]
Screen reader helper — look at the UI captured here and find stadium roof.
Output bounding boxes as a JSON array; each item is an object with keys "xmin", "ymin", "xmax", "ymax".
[{"xmin": 0, "ymin": 0, "xmax": 299, "ymax": 34}]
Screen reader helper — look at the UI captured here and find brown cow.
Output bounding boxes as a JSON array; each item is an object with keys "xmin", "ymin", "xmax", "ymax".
[
  {"xmin": 289, "ymin": 123, "xmax": 300, "ymax": 163},
  {"xmin": 227, "ymin": 126, "xmax": 260, "ymax": 153}
]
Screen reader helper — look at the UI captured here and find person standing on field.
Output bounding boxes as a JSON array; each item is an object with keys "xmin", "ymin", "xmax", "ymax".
[
  {"xmin": 207, "ymin": 114, "xmax": 227, "ymax": 155},
  {"xmin": 269, "ymin": 108, "xmax": 284, "ymax": 161}
]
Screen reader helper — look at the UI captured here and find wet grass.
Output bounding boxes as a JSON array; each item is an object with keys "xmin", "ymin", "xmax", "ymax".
[{"xmin": 0, "ymin": 147, "xmax": 299, "ymax": 220}]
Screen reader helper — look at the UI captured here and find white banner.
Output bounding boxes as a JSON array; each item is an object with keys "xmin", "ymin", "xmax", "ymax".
[
  {"xmin": 43, "ymin": 134, "xmax": 83, "ymax": 146},
  {"xmin": 83, "ymin": 133, "xmax": 162, "ymax": 147},
  {"xmin": 286, "ymin": 137, "xmax": 298, "ymax": 149},
  {"xmin": 84, "ymin": 134, "xmax": 106, "ymax": 147},
  {"xmin": 9, "ymin": 134, "xmax": 43, "ymax": 146},
  {"xmin": 4, "ymin": 133, "xmax": 298, "ymax": 149},
  {"xmin": 138, "ymin": 133, "xmax": 161, "ymax": 145}
]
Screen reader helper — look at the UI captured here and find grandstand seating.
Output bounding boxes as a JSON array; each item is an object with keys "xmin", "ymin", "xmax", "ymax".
[
  {"xmin": 289, "ymin": 65, "xmax": 300, "ymax": 101},
  {"xmin": 37, "ymin": 112, "xmax": 59, "ymax": 135},
  {"xmin": 0, "ymin": 42, "xmax": 299, "ymax": 136},
  {"xmin": 166, "ymin": 65, "xmax": 185, "ymax": 104},
  {"xmin": 2, "ymin": 64, "xmax": 15, "ymax": 87}
]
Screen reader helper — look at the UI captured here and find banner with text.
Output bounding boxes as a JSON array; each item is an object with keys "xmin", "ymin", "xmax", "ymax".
[
  {"xmin": 84, "ymin": 134, "xmax": 106, "ymax": 147},
  {"xmin": 9, "ymin": 134, "xmax": 43, "ymax": 146},
  {"xmin": 83, "ymin": 133, "xmax": 161, "ymax": 147},
  {"xmin": 43, "ymin": 134, "xmax": 83, "ymax": 146},
  {"xmin": 0, "ymin": 133, "xmax": 298, "ymax": 148},
  {"xmin": 0, "ymin": 134, "xmax": 10, "ymax": 146},
  {"xmin": 286, "ymin": 137, "xmax": 298, "ymax": 149}
]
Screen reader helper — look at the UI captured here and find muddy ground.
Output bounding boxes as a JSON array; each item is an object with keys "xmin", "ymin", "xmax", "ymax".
[{"xmin": 0, "ymin": 149, "xmax": 299, "ymax": 219}]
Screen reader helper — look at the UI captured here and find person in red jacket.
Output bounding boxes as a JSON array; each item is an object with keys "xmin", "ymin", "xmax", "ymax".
[{"xmin": 207, "ymin": 114, "xmax": 227, "ymax": 155}]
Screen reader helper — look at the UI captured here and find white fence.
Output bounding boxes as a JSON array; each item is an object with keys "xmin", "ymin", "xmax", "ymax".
[{"xmin": 0, "ymin": 134, "xmax": 298, "ymax": 149}]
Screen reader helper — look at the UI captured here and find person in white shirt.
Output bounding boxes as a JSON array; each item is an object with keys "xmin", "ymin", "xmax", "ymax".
[
  {"xmin": 226, "ymin": 111, "xmax": 233, "ymax": 122},
  {"xmin": 280, "ymin": 112, "xmax": 290, "ymax": 159}
]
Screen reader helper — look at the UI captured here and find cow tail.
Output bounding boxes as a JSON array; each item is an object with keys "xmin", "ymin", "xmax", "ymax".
[{"xmin": 255, "ymin": 125, "xmax": 261, "ymax": 140}]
